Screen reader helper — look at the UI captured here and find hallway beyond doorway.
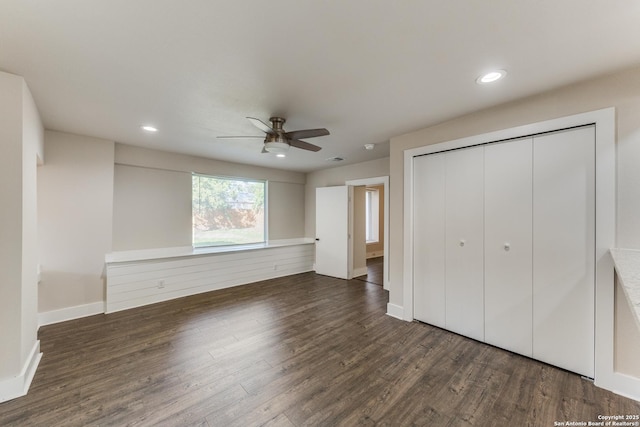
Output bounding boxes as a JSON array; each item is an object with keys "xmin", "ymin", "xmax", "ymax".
[{"xmin": 355, "ymin": 256, "xmax": 383, "ymax": 286}]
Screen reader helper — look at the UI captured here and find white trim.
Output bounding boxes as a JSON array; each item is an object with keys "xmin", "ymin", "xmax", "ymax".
[
  {"xmin": 353, "ymin": 267, "xmax": 368, "ymax": 278},
  {"xmin": 601, "ymin": 371, "xmax": 640, "ymax": 402},
  {"xmin": 403, "ymin": 149, "xmax": 416, "ymax": 321},
  {"xmin": 404, "ymin": 108, "xmax": 621, "ymax": 392},
  {"xmin": 38, "ymin": 301, "xmax": 105, "ymax": 327},
  {"xmin": 345, "ymin": 176, "xmax": 390, "ymax": 290},
  {"xmin": 348, "ymin": 185, "xmax": 354, "ymax": 280},
  {"xmin": 0, "ymin": 340, "xmax": 42, "ymax": 403},
  {"xmin": 386, "ymin": 303, "xmax": 404, "ymax": 320}
]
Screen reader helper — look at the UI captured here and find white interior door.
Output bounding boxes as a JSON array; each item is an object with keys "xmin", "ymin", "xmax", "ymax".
[
  {"xmin": 533, "ymin": 126, "xmax": 595, "ymax": 378},
  {"xmin": 484, "ymin": 138, "xmax": 533, "ymax": 357},
  {"xmin": 413, "ymin": 153, "xmax": 446, "ymax": 328},
  {"xmin": 445, "ymin": 146, "xmax": 485, "ymax": 341},
  {"xmin": 315, "ymin": 186, "xmax": 352, "ymax": 279}
]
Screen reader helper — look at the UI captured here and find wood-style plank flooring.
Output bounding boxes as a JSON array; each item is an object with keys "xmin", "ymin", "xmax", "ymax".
[
  {"xmin": 355, "ymin": 257, "xmax": 383, "ymax": 286},
  {"xmin": 1, "ymin": 272, "xmax": 639, "ymax": 426}
]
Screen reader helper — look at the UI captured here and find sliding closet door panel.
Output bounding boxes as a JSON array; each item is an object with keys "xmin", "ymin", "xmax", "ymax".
[
  {"xmin": 533, "ymin": 126, "xmax": 595, "ymax": 378},
  {"xmin": 445, "ymin": 146, "xmax": 484, "ymax": 341},
  {"xmin": 484, "ymin": 138, "xmax": 533, "ymax": 357},
  {"xmin": 413, "ymin": 154, "xmax": 446, "ymax": 327}
]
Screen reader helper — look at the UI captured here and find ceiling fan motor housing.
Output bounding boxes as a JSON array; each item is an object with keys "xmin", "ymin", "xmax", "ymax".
[{"xmin": 269, "ymin": 117, "xmax": 286, "ymax": 131}]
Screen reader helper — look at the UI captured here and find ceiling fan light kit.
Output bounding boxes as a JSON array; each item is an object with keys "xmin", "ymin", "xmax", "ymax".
[
  {"xmin": 218, "ymin": 116, "xmax": 330, "ymax": 154},
  {"xmin": 264, "ymin": 140, "xmax": 289, "ymax": 154}
]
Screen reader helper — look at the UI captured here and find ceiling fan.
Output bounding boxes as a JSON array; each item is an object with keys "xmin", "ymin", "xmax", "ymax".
[{"xmin": 218, "ymin": 117, "xmax": 330, "ymax": 154}]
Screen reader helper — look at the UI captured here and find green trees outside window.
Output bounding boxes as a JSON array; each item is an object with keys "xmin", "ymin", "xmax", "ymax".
[{"xmin": 192, "ymin": 174, "xmax": 266, "ymax": 247}]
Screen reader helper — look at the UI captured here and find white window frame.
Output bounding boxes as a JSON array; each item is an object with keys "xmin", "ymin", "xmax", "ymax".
[{"xmin": 365, "ymin": 188, "xmax": 380, "ymax": 244}]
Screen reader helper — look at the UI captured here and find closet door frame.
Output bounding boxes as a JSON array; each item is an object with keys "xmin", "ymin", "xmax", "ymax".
[{"xmin": 403, "ymin": 108, "xmax": 615, "ymax": 390}]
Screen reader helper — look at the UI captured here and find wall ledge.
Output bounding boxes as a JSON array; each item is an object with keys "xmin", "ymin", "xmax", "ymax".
[{"xmin": 106, "ymin": 238, "xmax": 315, "ymax": 264}]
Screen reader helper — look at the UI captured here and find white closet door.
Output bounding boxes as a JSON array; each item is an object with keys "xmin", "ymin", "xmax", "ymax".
[
  {"xmin": 484, "ymin": 138, "xmax": 533, "ymax": 356},
  {"xmin": 445, "ymin": 146, "xmax": 484, "ymax": 341},
  {"xmin": 413, "ymin": 153, "xmax": 446, "ymax": 327},
  {"xmin": 533, "ymin": 126, "xmax": 595, "ymax": 377}
]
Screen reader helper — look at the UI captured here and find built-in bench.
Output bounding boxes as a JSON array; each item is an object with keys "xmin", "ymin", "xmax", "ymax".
[{"xmin": 104, "ymin": 239, "xmax": 315, "ymax": 313}]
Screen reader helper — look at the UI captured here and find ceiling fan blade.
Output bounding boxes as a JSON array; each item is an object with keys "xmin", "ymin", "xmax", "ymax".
[
  {"xmin": 247, "ymin": 117, "xmax": 276, "ymax": 135},
  {"xmin": 284, "ymin": 128, "xmax": 330, "ymax": 140},
  {"xmin": 289, "ymin": 139, "xmax": 322, "ymax": 152},
  {"xmin": 216, "ymin": 135, "xmax": 265, "ymax": 139}
]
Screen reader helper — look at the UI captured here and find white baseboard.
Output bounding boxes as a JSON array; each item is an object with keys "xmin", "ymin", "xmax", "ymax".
[
  {"xmin": 596, "ymin": 371, "xmax": 640, "ymax": 402},
  {"xmin": 366, "ymin": 251, "xmax": 384, "ymax": 259},
  {"xmin": 38, "ymin": 301, "xmax": 104, "ymax": 327},
  {"xmin": 386, "ymin": 303, "xmax": 405, "ymax": 320},
  {"xmin": 0, "ymin": 340, "xmax": 42, "ymax": 403},
  {"xmin": 353, "ymin": 267, "xmax": 368, "ymax": 278}
]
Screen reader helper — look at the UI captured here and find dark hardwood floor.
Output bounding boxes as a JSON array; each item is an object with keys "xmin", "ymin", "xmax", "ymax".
[
  {"xmin": 355, "ymin": 257, "xmax": 383, "ymax": 286},
  {"xmin": 1, "ymin": 272, "xmax": 639, "ymax": 426}
]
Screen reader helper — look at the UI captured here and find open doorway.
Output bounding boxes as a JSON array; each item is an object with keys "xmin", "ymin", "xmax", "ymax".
[
  {"xmin": 345, "ymin": 176, "xmax": 389, "ymax": 290},
  {"xmin": 355, "ymin": 256, "xmax": 384, "ymax": 286}
]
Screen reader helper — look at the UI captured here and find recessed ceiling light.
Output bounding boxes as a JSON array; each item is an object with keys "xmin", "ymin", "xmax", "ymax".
[
  {"xmin": 476, "ymin": 70, "xmax": 507, "ymax": 84},
  {"xmin": 276, "ymin": 153, "xmax": 286, "ymax": 158},
  {"xmin": 141, "ymin": 125, "xmax": 158, "ymax": 132},
  {"xmin": 364, "ymin": 143, "xmax": 375, "ymax": 150}
]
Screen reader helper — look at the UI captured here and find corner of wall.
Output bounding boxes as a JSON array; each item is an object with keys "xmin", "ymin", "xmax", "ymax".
[
  {"xmin": 0, "ymin": 341, "xmax": 41, "ymax": 404},
  {"xmin": 38, "ymin": 131, "xmax": 115, "ymax": 315}
]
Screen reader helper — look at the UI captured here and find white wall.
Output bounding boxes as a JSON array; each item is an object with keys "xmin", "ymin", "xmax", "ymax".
[
  {"xmin": 0, "ymin": 71, "xmax": 43, "ymax": 401},
  {"xmin": 38, "ymin": 138, "xmax": 306, "ymax": 317},
  {"xmin": 38, "ymin": 131, "xmax": 114, "ymax": 313},
  {"xmin": 115, "ymin": 143, "xmax": 305, "ymax": 184},
  {"xmin": 113, "ymin": 144, "xmax": 307, "ymax": 251},
  {"xmin": 0, "ymin": 72, "xmax": 26, "ymax": 381},
  {"xmin": 21, "ymin": 81, "xmax": 43, "ymax": 363},
  {"xmin": 389, "ymin": 65, "xmax": 640, "ymax": 380},
  {"xmin": 305, "ymin": 157, "xmax": 389, "ymax": 239},
  {"xmin": 113, "ymin": 165, "xmax": 191, "ymax": 250},
  {"xmin": 268, "ymin": 181, "xmax": 305, "ymax": 240}
]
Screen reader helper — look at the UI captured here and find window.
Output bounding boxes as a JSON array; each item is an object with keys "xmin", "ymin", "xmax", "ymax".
[
  {"xmin": 365, "ymin": 188, "xmax": 379, "ymax": 243},
  {"xmin": 192, "ymin": 174, "xmax": 266, "ymax": 247}
]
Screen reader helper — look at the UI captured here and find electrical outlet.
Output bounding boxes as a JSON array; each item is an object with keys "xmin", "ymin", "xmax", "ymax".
[{"xmin": 157, "ymin": 280, "xmax": 165, "ymax": 289}]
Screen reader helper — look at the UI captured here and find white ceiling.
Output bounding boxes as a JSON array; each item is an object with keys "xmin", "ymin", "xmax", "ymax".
[{"xmin": 2, "ymin": 1, "xmax": 640, "ymax": 172}]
